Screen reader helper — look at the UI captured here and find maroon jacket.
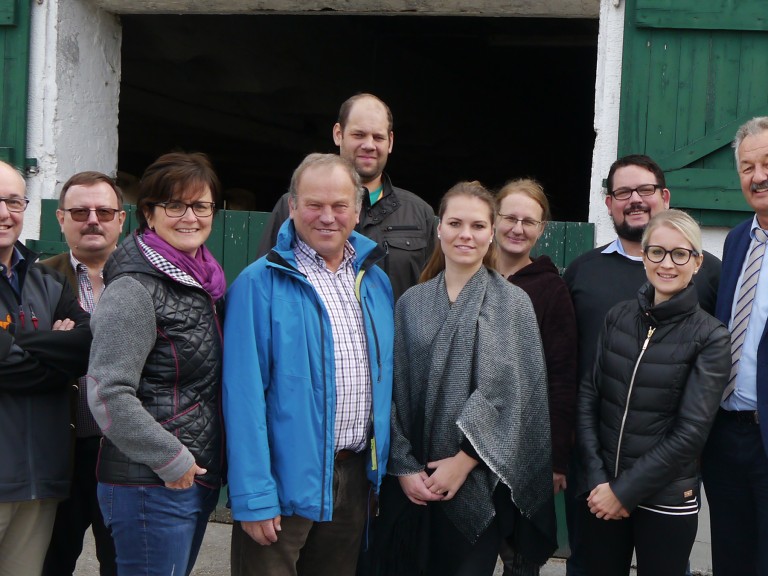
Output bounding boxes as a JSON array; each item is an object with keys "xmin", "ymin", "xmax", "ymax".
[{"xmin": 507, "ymin": 255, "xmax": 578, "ymax": 474}]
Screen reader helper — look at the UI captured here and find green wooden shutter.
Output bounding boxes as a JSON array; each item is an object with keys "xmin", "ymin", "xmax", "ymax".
[
  {"xmin": 618, "ymin": 0, "xmax": 768, "ymax": 227},
  {"xmin": 0, "ymin": 0, "xmax": 31, "ymax": 168}
]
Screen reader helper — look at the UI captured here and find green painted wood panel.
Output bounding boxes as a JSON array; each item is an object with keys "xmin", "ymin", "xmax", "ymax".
[
  {"xmin": 33, "ymin": 203, "xmax": 594, "ymax": 280},
  {"xmin": 619, "ymin": 0, "xmax": 768, "ymax": 227},
  {"xmin": 0, "ymin": 0, "xmax": 31, "ymax": 168},
  {"xmin": 0, "ymin": 0, "xmax": 15, "ymax": 26},
  {"xmin": 636, "ymin": 0, "xmax": 768, "ymax": 31}
]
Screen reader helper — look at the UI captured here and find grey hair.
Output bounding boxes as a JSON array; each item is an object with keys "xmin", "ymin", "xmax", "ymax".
[
  {"xmin": 288, "ymin": 153, "xmax": 363, "ymax": 210},
  {"xmin": 733, "ymin": 116, "xmax": 768, "ymax": 163}
]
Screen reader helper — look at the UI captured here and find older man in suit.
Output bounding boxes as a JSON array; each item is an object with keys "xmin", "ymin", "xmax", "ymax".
[{"xmin": 703, "ymin": 116, "xmax": 768, "ymax": 576}]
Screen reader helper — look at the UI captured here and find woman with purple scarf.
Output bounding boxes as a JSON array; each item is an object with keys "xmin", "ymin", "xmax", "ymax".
[{"xmin": 87, "ymin": 152, "xmax": 226, "ymax": 576}]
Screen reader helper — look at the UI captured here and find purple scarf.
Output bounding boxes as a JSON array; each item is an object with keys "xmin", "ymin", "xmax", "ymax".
[{"xmin": 141, "ymin": 229, "xmax": 227, "ymax": 300}]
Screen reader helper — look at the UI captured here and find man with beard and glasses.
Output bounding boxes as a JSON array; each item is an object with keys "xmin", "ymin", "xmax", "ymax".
[
  {"xmin": 40, "ymin": 172, "xmax": 125, "ymax": 576},
  {"xmin": 703, "ymin": 117, "xmax": 768, "ymax": 576},
  {"xmin": 562, "ymin": 154, "xmax": 720, "ymax": 576}
]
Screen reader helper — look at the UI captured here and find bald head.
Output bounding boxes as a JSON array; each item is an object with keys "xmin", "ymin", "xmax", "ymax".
[{"xmin": 0, "ymin": 161, "xmax": 27, "ymax": 269}]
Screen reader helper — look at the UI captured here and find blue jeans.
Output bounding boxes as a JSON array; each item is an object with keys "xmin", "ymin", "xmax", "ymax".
[{"xmin": 97, "ymin": 482, "xmax": 218, "ymax": 576}]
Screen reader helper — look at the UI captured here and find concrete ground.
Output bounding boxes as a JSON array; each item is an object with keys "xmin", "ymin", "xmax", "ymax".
[
  {"xmin": 75, "ymin": 485, "xmax": 720, "ymax": 575},
  {"xmin": 73, "ymin": 521, "xmax": 593, "ymax": 575}
]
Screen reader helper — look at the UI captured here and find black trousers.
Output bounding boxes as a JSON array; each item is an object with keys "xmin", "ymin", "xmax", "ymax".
[
  {"xmin": 43, "ymin": 436, "xmax": 116, "ymax": 576},
  {"xmin": 701, "ymin": 409, "xmax": 768, "ymax": 576},
  {"xmin": 579, "ymin": 499, "xmax": 697, "ymax": 576}
]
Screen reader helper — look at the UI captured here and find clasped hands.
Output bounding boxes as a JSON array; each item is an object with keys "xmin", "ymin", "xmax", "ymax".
[
  {"xmin": 587, "ymin": 482, "xmax": 629, "ymax": 520},
  {"xmin": 398, "ymin": 450, "xmax": 479, "ymax": 506}
]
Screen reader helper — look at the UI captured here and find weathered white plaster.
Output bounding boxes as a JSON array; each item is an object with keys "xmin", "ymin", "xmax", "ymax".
[
  {"xmin": 588, "ymin": 0, "xmax": 623, "ymax": 251},
  {"xmin": 93, "ymin": 0, "xmax": 600, "ymax": 18},
  {"xmin": 23, "ymin": 0, "xmax": 121, "ymax": 243},
  {"xmin": 590, "ymin": 0, "xmax": 728, "ymax": 259}
]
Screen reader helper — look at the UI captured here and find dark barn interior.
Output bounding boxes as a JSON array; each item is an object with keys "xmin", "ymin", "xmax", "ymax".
[{"xmin": 118, "ymin": 14, "xmax": 598, "ymax": 221}]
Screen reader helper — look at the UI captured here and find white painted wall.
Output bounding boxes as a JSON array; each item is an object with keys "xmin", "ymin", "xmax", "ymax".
[
  {"xmin": 23, "ymin": 0, "xmax": 121, "ymax": 243},
  {"xmin": 590, "ymin": 0, "xmax": 729, "ymax": 259},
  {"xmin": 21, "ymin": 0, "xmax": 731, "ymax": 262}
]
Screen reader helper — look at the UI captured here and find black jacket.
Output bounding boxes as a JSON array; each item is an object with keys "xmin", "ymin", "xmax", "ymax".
[
  {"xmin": 96, "ymin": 235, "xmax": 224, "ymax": 487},
  {"xmin": 0, "ymin": 242, "xmax": 92, "ymax": 502},
  {"xmin": 258, "ymin": 174, "xmax": 436, "ymax": 300},
  {"xmin": 564, "ymin": 246, "xmax": 721, "ymax": 382},
  {"xmin": 577, "ymin": 282, "xmax": 730, "ymax": 511}
]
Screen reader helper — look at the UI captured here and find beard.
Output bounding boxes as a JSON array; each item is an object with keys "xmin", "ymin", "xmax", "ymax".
[{"xmin": 613, "ymin": 219, "xmax": 645, "ymax": 243}]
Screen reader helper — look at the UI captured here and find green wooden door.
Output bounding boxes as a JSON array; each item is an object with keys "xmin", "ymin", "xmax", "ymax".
[
  {"xmin": 619, "ymin": 0, "xmax": 768, "ymax": 227},
  {"xmin": 0, "ymin": 0, "xmax": 31, "ymax": 168}
]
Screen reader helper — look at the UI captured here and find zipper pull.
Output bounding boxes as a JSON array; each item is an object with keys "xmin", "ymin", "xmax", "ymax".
[
  {"xmin": 29, "ymin": 303, "xmax": 39, "ymax": 330},
  {"xmin": 18, "ymin": 305, "xmax": 25, "ymax": 329},
  {"xmin": 641, "ymin": 326, "xmax": 656, "ymax": 351}
]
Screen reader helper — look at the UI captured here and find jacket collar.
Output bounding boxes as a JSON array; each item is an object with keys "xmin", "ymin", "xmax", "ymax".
[
  {"xmin": 270, "ymin": 218, "xmax": 385, "ymax": 274},
  {"xmin": 637, "ymin": 281, "xmax": 700, "ymax": 325}
]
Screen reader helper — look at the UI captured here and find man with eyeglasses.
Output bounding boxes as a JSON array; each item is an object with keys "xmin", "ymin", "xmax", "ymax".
[
  {"xmin": 703, "ymin": 116, "xmax": 768, "ymax": 576},
  {"xmin": 562, "ymin": 154, "xmax": 720, "ymax": 576},
  {"xmin": 0, "ymin": 161, "xmax": 92, "ymax": 576},
  {"xmin": 40, "ymin": 171, "xmax": 125, "ymax": 576}
]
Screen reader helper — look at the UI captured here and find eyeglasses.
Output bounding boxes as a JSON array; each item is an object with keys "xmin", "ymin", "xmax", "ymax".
[
  {"xmin": 644, "ymin": 245, "xmax": 699, "ymax": 266},
  {"xmin": 496, "ymin": 213, "xmax": 543, "ymax": 230},
  {"xmin": 153, "ymin": 201, "xmax": 215, "ymax": 218},
  {"xmin": 0, "ymin": 197, "xmax": 30, "ymax": 213},
  {"xmin": 609, "ymin": 184, "xmax": 661, "ymax": 201},
  {"xmin": 62, "ymin": 208, "xmax": 120, "ymax": 222}
]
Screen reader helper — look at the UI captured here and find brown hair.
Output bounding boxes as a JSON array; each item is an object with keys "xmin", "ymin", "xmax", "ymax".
[
  {"xmin": 59, "ymin": 171, "xmax": 123, "ymax": 210},
  {"xmin": 136, "ymin": 152, "xmax": 221, "ymax": 231},
  {"xmin": 605, "ymin": 154, "xmax": 666, "ymax": 195},
  {"xmin": 419, "ymin": 181, "xmax": 496, "ymax": 283},
  {"xmin": 495, "ymin": 177, "xmax": 550, "ymax": 222}
]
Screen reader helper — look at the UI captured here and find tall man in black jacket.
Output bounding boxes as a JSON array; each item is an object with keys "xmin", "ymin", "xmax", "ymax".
[
  {"xmin": 562, "ymin": 154, "xmax": 720, "ymax": 576},
  {"xmin": 0, "ymin": 160, "xmax": 92, "ymax": 576},
  {"xmin": 258, "ymin": 93, "xmax": 436, "ymax": 301}
]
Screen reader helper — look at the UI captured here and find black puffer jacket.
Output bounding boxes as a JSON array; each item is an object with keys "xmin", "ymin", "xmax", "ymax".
[
  {"xmin": 577, "ymin": 282, "xmax": 730, "ymax": 511},
  {"xmin": 95, "ymin": 235, "xmax": 224, "ymax": 487}
]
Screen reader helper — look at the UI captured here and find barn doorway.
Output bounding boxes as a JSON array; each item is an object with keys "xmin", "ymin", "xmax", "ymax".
[{"xmin": 117, "ymin": 14, "xmax": 597, "ymax": 221}]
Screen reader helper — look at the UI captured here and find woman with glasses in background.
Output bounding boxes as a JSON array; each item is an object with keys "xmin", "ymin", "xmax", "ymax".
[
  {"xmin": 577, "ymin": 209, "xmax": 730, "ymax": 576},
  {"xmin": 87, "ymin": 152, "xmax": 226, "ymax": 576},
  {"xmin": 494, "ymin": 179, "xmax": 576, "ymax": 575}
]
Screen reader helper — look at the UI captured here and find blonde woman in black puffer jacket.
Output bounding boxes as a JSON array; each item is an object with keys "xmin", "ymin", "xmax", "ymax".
[{"xmin": 577, "ymin": 209, "xmax": 730, "ymax": 576}]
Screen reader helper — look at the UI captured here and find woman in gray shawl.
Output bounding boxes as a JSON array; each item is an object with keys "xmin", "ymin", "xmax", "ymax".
[{"xmin": 378, "ymin": 181, "xmax": 555, "ymax": 576}]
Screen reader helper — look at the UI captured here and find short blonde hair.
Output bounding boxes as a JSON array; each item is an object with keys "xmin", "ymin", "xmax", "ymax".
[{"xmin": 641, "ymin": 209, "xmax": 702, "ymax": 254}]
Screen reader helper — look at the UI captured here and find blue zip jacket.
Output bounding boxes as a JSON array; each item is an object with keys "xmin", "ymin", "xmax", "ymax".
[{"xmin": 223, "ymin": 220, "xmax": 394, "ymax": 522}]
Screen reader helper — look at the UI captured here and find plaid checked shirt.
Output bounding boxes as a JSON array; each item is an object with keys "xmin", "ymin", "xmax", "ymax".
[
  {"xmin": 70, "ymin": 252, "xmax": 104, "ymax": 438},
  {"xmin": 294, "ymin": 237, "xmax": 371, "ymax": 453}
]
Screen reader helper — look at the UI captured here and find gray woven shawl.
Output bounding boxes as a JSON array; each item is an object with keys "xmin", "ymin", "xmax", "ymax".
[{"xmin": 389, "ymin": 267, "xmax": 552, "ymax": 543}]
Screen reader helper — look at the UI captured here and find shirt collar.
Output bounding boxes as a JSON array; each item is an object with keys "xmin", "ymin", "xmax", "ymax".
[
  {"xmin": 749, "ymin": 215, "xmax": 768, "ymax": 240},
  {"xmin": 295, "ymin": 236, "xmax": 356, "ymax": 271},
  {"xmin": 1, "ymin": 246, "xmax": 24, "ymax": 275},
  {"xmin": 601, "ymin": 237, "xmax": 643, "ymax": 262}
]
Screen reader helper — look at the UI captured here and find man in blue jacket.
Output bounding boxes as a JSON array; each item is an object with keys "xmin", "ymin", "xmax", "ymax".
[
  {"xmin": 224, "ymin": 153, "xmax": 394, "ymax": 576},
  {"xmin": 704, "ymin": 116, "xmax": 768, "ymax": 576}
]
